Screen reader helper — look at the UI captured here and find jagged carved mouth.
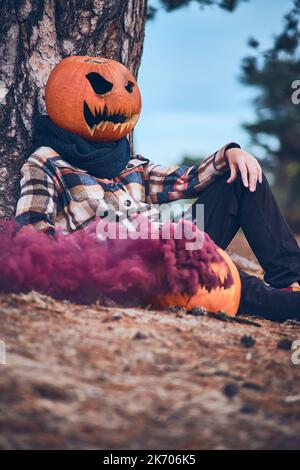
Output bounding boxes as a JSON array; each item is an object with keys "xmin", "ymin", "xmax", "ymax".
[{"xmin": 84, "ymin": 100, "xmax": 132, "ymax": 132}]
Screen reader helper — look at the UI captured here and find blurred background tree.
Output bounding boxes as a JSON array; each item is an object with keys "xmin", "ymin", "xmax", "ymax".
[
  {"xmin": 241, "ymin": 0, "xmax": 300, "ymax": 230},
  {"xmin": 148, "ymin": 0, "xmax": 249, "ymax": 17},
  {"xmin": 172, "ymin": 0, "xmax": 300, "ymax": 231}
]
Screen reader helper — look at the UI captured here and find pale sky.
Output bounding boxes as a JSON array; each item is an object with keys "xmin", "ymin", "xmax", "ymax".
[{"xmin": 134, "ymin": 0, "xmax": 291, "ymax": 165}]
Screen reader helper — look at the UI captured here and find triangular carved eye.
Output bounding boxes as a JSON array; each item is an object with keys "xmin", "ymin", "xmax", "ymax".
[
  {"xmin": 86, "ymin": 72, "xmax": 113, "ymax": 94},
  {"xmin": 125, "ymin": 80, "xmax": 134, "ymax": 93}
]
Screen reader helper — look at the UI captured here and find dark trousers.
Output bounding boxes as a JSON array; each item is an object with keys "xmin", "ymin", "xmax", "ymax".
[{"xmin": 191, "ymin": 173, "xmax": 300, "ymax": 321}]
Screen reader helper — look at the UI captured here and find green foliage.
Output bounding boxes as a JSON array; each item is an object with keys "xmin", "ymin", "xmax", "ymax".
[
  {"xmin": 147, "ymin": 5, "xmax": 158, "ymax": 20},
  {"xmin": 179, "ymin": 154, "xmax": 203, "ymax": 167},
  {"xmin": 160, "ymin": 0, "xmax": 248, "ymax": 11},
  {"xmin": 147, "ymin": 0, "xmax": 248, "ymax": 18},
  {"xmin": 241, "ymin": 0, "xmax": 300, "ymax": 229}
]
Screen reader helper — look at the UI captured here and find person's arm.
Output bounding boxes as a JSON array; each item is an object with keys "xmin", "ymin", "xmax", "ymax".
[
  {"xmin": 15, "ymin": 162, "xmax": 57, "ymax": 234},
  {"xmin": 147, "ymin": 142, "xmax": 241, "ymax": 203}
]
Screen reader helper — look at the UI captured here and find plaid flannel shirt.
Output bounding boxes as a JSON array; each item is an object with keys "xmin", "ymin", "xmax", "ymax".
[{"xmin": 15, "ymin": 142, "xmax": 240, "ymax": 234}]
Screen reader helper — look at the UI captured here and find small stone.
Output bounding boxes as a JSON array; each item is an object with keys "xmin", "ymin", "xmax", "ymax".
[
  {"xmin": 133, "ymin": 330, "xmax": 148, "ymax": 340},
  {"xmin": 284, "ymin": 394, "xmax": 300, "ymax": 404},
  {"xmin": 112, "ymin": 312, "xmax": 122, "ymax": 321},
  {"xmin": 223, "ymin": 383, "xmax": 238, "ymax": 398},
  {"xmin": 187, "ymin": 306, "xmax": 207, "ymax": 317},
  {"xmin": 240, "ymin": 334, "xmax": 256, "ymax": 348},
  {"xmin": 277, "ymin": 337, "xmax": 293, "ymax": 351},
  {"xmin": 240, "ymin": 404, "xmax": 258, "ymax": 414}
]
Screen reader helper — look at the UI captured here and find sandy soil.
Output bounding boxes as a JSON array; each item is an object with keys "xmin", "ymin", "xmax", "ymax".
[{"xmin": 1, "ymin": 271, "xmax": 300, "ymax": 449}]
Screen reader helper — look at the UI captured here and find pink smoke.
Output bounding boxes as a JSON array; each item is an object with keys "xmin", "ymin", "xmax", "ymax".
[{"xmin": 0, "ymin": 218, "xmax": 233, "ymax": 306}]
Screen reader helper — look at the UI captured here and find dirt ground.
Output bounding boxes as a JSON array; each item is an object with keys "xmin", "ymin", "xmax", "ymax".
[{"xmin": 1, "ymin": 232, "xmax": 300, "ymax": 450}]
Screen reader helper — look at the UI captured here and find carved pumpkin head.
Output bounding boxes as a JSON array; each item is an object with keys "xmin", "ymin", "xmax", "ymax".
[
  {"xmin": 153, "ymin": 248, "xmax": 241, "ymax": 316},
  {"xmin": 45, "ymin": 56, "xmax": 142, "ymax": 142}
]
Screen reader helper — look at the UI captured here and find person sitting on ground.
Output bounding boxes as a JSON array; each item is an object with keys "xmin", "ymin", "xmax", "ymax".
[{"xmin": 16, "ymin": 56, "xmax": 300, "ymax": 322}]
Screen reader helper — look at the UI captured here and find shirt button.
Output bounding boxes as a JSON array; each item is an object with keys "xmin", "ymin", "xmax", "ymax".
[{"xmin": 124, "ymin": 199, "xmax": 132, "ymax": 207}]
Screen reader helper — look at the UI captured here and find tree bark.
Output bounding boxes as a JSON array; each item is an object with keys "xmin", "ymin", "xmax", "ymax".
[{"xmin": 0, "ymin": 0, "xmax": 147, "ymax": 218}]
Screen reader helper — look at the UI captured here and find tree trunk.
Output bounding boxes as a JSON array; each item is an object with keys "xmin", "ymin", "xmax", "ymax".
[{"xmin": 0, "ymin": 0, "xmax": 147, "ymax": 218}]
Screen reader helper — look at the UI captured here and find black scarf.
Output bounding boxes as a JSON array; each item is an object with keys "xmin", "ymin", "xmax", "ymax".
[{"xmin": 34, "ymin": 115, "xmax": 131, "ymax": 179}]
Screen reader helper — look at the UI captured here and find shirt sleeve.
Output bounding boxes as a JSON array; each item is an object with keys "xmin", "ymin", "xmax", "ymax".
[
  {"xmin": 15, "ymin": 162, "xmax": 58, "ymax": 234},
  {"xmin": 146, "ymin": 142, "xmax": 240, "ymax": 203}
]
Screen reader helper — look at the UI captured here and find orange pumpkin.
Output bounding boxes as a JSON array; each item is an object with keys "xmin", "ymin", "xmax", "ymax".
[
  {"xmin": 45, "ymin": 56, "xmax": 141, "ymax": 142},
  {"xmin": 154, "ymin": 248, "xmax": 241, "ymax": 316}
]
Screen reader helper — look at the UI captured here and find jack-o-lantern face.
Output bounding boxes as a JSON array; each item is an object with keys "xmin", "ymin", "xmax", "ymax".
[
  {"xmin": 153, "ymin": 248, "xmax": 241, "ymax": 316},
  {"xmin": 45, "ymin": 56, "xmax": 142, "ymax": 142}
]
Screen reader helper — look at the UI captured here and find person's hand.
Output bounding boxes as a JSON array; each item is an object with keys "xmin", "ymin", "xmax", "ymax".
[{"xmin": 225, "ymin": 147, "xmax": 262, "ymax": 192}]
